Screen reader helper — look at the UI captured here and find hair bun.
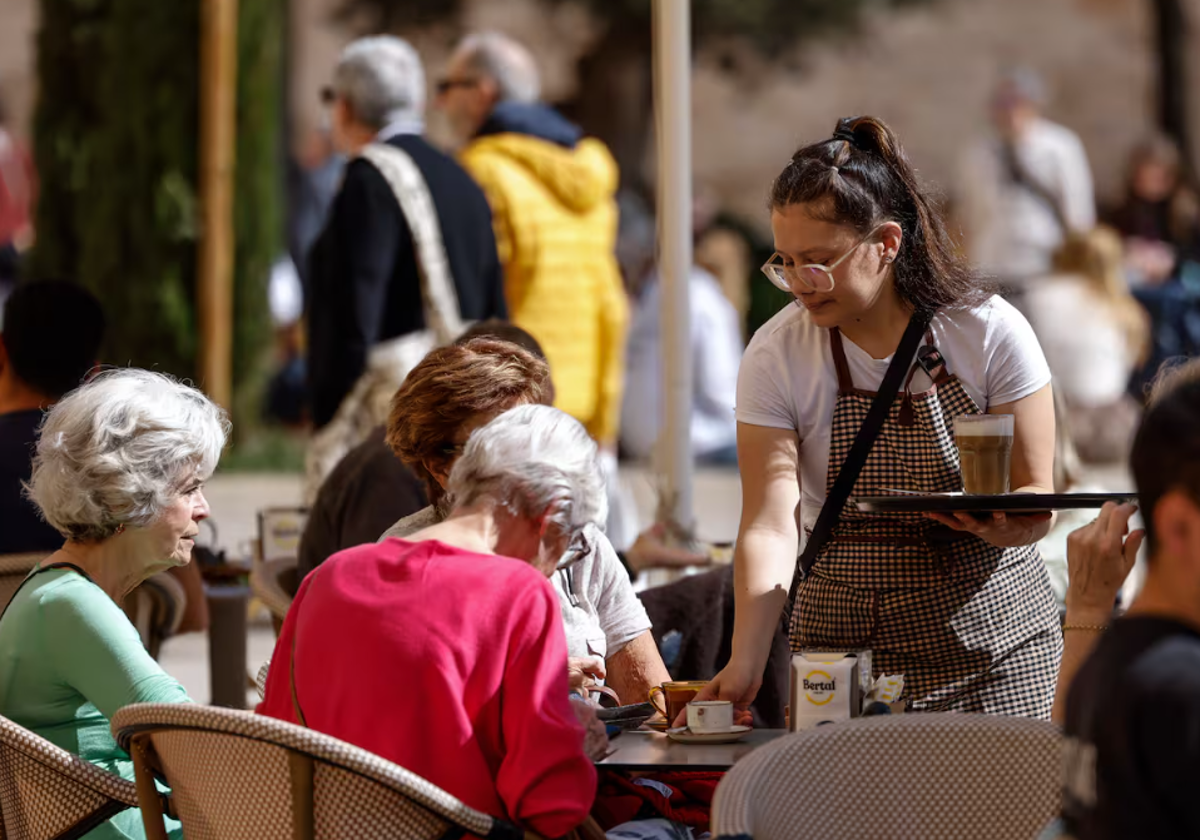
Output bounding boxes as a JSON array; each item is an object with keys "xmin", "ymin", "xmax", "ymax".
[{"xmin": 832, "ymin": 124, "xmax": 858, "ymax": 146}]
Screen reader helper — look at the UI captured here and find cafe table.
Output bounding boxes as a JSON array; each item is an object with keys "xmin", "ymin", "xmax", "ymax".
[{"xmin": 598, "ymin": 728, "xmax": 787, "ymax": 771}]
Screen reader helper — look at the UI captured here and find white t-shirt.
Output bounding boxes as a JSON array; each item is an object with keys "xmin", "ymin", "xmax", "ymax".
[
  {"xmin": 736, "ymin": 295, "xmax": 1051, "ymax": 535},
  {"xmin": 958, "ymin": 118, "xmax": 1096, "ymax": 279},
  {"xmin": 621, "ymin": 266, "xmax": 742, "ymax": 459},
  {"xmin": 1024, "ymin": 276, "xmax": 1137, "ymax": 407}
]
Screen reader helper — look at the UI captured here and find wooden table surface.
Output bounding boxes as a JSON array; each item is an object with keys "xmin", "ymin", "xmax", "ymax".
[{"xmin": 597, "ymin": 729, "xmax": 787, "ymax": 771}]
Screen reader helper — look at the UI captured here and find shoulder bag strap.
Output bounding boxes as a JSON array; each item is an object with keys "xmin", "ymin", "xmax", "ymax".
[
  {"xmin": 286, "ymin": 565, "xmax": 321, "ymax": 729},
  {"xmin": 289, "ymin": 628, "xmax": 308, "ymax": 728},
  {"xmin": 357, "ymin": 143, "xmax": 464, "ymax": 345},
  {"xmin": 789, "ymin": 309, "xmax": 933, "ymax": 597},
  {"xmin": 999, "ymin": 139, "xmax": 1071, "ymax": 234}
]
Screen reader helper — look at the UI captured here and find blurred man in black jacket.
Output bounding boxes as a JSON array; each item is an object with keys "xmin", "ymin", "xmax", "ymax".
[{"xmin": 307, "ymin": 36, "xmax": 505, "ymax": 443}]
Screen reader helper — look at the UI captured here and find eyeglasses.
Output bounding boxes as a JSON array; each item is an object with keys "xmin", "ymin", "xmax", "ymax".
[
  {"xmin": 436, "ymin": 77, "xmax": 478, "ymax": 96},
  {"xmin": 556, "ymin": 531, "xmax": 590, "ymax": 572},
  {"xmin": 761, "ymin": 223, "xmax": 887, "ymax": 294}
]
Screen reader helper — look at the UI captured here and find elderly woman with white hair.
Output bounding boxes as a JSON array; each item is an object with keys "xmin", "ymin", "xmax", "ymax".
[
  {"xmin": 260, "ymin": 404, "xmax": 603, "ymax": 839},
  {"xmin": 0, "ymin": 369, "xmax": 228, "ymax": 840},
  {"xmin": 306, "ymin": 33, "xmax": 505, "ymax": 499}
]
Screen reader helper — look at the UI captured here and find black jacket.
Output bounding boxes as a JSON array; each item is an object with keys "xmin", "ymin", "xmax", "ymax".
[
  {"xmin": 296, "ymin": 426, "xmax": 427, "ymax": 588},
  {"xmin": 639, "ymin": 565, "xmax": 790, "ymax": 729},
  {"xmin": 307, "ymin": 134, "xmax": 505, "ymax": 429}
]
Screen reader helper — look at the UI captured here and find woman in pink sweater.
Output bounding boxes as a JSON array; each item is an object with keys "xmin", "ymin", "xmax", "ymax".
[{"xmin": 260, "ymin": 404, "xmax": 603, "ymax": 837}]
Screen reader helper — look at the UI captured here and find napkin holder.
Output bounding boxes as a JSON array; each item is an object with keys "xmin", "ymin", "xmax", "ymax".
[{"xmin": 788, "ymin": 650, "xmax": 872, "ymax": 731}]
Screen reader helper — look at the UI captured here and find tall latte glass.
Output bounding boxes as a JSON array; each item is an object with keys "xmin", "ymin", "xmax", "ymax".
[{"xmin": 954, "ymin": 414, "xmax": 1014, "ymax": 495}]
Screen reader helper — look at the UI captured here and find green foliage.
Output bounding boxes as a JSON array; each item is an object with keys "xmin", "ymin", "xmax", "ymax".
[
  {"xmin": 231, "ymin": 0, "xmax": 286, "ymax": 438},
  {"xmin": 217, "ymin": 426, "xmax": 307, "ymax": 472},
  {"xmin": 30, "ymin": 0, "xmax": 201, "ymax": 376},
  {"xmin": 29, "ymin": 0, "xmax": 283, "ymax": 439}
]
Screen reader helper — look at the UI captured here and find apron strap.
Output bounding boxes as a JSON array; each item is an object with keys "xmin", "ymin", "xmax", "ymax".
[
  {"xmin": 830, "ymin": 328, "xmax": 855, "ymax": 394},
  {"xmin": 790, "ymin": 309, "xmax": 934, "ymax": 597}
]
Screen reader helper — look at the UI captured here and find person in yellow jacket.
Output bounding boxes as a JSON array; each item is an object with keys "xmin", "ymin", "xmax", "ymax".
[{"xmin": 436, "ymin": 32, "xmax": 629, "ymax": 452}]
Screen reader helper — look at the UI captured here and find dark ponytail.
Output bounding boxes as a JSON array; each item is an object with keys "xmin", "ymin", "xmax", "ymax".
[{"xmin": 769, "ymin": 116, "xmax": 985, "ymax": 313}]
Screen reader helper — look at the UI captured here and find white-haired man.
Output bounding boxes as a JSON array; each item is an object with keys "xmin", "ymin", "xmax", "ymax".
[
  {"xmin": 958, "ymin": 66, "xmax": 1096, "ymax": 302},
  {"xmin": 436, "ymin": 33, "xmax": 628, "ymax": 465},
  {"xmin": 306, "ymin": 36, "xmax": 507, "ymax": 499}
]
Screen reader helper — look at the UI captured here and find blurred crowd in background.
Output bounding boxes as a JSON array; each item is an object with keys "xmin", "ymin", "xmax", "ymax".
[{"xmin": 253, "ymin": 51, "xmax": 1200, "ymax": 486}]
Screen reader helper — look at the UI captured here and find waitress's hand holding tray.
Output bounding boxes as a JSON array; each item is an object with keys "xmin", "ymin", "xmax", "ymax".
[
  {"xmin": 854, "ymin": 413, "xmax": 1136, "ymax": 544},
  {"xmin": 931, "ymin": 413, "xmax": 1052, "ymax": 545}
]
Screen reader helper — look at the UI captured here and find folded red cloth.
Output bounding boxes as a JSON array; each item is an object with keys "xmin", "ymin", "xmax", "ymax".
[{"xmin": 593, "ymin": 770, "xmax": 724, "ymax": 831}]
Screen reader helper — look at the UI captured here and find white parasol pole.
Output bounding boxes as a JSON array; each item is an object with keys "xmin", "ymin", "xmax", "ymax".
[{"xmin": 652, "ymin": 0, "xmax": 695, "ymax": 540}]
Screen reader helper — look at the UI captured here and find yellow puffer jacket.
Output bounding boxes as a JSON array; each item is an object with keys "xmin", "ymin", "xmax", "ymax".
[{"xmin": 461, "ymin": 127, "xmax": 627, "ymax": 444}]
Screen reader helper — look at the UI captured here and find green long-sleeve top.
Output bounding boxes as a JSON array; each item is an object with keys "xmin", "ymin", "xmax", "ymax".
[{"xmin": 0, "ymin": 565, "xmax": 190, "ymax": 839}]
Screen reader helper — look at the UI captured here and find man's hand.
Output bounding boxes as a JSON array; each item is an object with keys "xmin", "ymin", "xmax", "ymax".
[
  {"xmin": 570, "ymin": 697, "xmax": 610, "ymax": 761},
  {"xmin": 1065, "ymin": 501, "xmax": 1144, "ymax": 623},
  {"xmin": 567, "ymin": 656, "xmax": 606, "ymax": 695}
]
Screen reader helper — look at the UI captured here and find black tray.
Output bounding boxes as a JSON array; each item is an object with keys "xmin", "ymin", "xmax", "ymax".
[{"xmin": 853, "ymin": 491, "xmax": 1137, "ymax": 515}]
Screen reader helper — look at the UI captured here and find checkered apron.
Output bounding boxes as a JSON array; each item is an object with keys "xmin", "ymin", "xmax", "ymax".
[{"xmin": 789, "ymin": 328, "xmax": 1062, "ymax": 718}]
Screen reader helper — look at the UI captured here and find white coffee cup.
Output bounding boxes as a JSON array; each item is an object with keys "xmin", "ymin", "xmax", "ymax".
[{"xmin": 686, "ymin": 700, "xmax": 734, "ymax": 733}]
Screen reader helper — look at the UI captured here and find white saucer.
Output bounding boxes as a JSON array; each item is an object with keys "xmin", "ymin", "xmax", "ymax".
[{"xmin": 666, "ymin": 725, "xmax": 752, "ymax": 744}]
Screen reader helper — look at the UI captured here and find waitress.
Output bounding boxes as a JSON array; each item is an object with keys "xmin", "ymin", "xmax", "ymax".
[{"xmin": 700, "ymin": 116, "xmax": 1061, "ymax": 718}]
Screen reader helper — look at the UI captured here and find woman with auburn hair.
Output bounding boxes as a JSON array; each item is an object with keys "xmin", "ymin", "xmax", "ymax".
[
  {"xmin": 384, "ymin": 336, "xmax": 554, "ymax": 519},
  {"xmin": 380, "ymin": 338, "xmax": 670, "ymax": 706},
  {"xmin": 690, "ymin": 116, "xmax": 1061, "ymax": 721}
]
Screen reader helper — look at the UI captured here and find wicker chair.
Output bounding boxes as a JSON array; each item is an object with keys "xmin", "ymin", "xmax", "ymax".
[
  {"xmin": 712, "ymin": 713, "xmax": 1063, "ymax": 840},
  {"xmin": 112, "ymin": 703, "xmax": 541, "ymax": 840},
  {"xmin": 249, "ymin": 557, "xmax": 297, "ymax": 635},
  {"xmin": 254, "ymin": 659, "xmax": 272, "ymax": 701},
  {"xmin": 252, "ymin": 507, "xmax": 306, "ymax": 635},
  {"xmin": 0, "ymin": 713, "xmax": 141, "ymax": 840},
  {"xmin": 0, "ymin": 553, "xmax": 49, "ymax": 612},
  {"xmin": 126, "ymin": 570, "xmax": 186, "ymax": 659}
]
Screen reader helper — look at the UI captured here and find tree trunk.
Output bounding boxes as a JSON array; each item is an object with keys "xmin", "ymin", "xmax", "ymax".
[
  {"xmin": 562, "ymin": 13, "xmax": 654, "ymax": 201},
  {"xmin": 1152, "ymin": 0, "xmax": 1192, "ymax": 174}
]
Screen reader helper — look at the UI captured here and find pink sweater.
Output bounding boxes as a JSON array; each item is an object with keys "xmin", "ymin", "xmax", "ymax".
[{"xmin": 259, "ymin": 539, "xmax": 596, "ymax": 837}]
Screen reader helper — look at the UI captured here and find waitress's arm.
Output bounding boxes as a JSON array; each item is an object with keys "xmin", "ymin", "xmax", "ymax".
[
  {"xmin": 992, "ymin": 382, "xmax": 1057, "ymax": 497},
  {"xmin": 990, "ymin": 382, "xmax": 1057, "ymax": 543},
  {"xmin": 687, "ymin": 422, "xmax": 800, "ymax": 719},
  {"xmin": 929, "ymin": 382, "xmax": 1057, "ymax": 547}
]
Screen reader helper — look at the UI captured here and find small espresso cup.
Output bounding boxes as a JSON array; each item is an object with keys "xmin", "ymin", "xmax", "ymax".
[
  {"xmin": 648, "ymin": 680, "xmax": 708, "ymax": 722},
  {"xmin": 954, "ymin": 414, "xmax": 1014, "ymax": 495},
  {"xmin": 687, "ymin": 700, "xmax": 734, "ymax": 733}
]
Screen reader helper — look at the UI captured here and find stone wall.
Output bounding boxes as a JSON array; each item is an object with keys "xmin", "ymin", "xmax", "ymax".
[
  {"xmin": 2, "ymin": 0, "xmax": 1197, "ymax": 236},
  {"xmin": 0, "ymin": 0, "xmax": 36, "ymax": 137},
  {"xmin": 688, "ymin": 0, "xmax": 1158, "ymax": 234}
]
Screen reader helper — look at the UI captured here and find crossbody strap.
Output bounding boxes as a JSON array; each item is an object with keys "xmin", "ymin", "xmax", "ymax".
[
  {"xmin": 0, "ymin": 561, "xmax": 94, "ymax": 625},
  {"xmin": 289, "ymin": 628, "xmax": 308, "ymax": 728},
  {"xmin": 286, "ymin": 565, "xmax": 322, "ymax": 729},
  {"xmin": 999, "ymin": 140, "xmax": 1071, "ymax": 234},
  {"xmin": 358, "ymin": 143, "xmax": 464, "ymax": 345},
  {"xmin": 790, "ymin": 309, "xmax": 933, "ymax": 595}
]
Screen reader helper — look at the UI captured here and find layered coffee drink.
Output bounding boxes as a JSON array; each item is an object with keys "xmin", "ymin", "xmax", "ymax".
[{"xmin": 954, "ymin": 414, "xmax": 1014, "ymax": 495}]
